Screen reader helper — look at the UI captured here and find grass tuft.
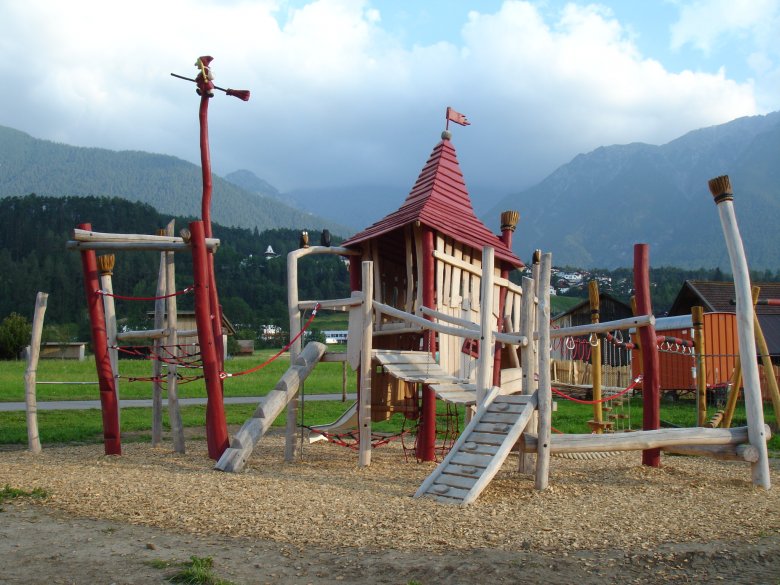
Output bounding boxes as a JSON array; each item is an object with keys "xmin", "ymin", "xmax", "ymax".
[
  {"xmin": 0, "ymin": 484, "xmax": 48, "ymax": 511},
  {"xmin": 167, "ymin": 556, "xmax": 235, "ymax": 585}
]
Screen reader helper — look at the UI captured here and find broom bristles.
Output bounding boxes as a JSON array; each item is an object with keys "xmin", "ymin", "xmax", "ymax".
[{"xmin": 226, "ymin": 88, "xmax": 251, "ymax": 102}]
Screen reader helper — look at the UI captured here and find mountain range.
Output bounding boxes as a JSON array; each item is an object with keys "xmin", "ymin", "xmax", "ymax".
[
  {"xmin": 487, "ymin": 111, "xmax": 780, "ymax": 269},
  {"xmin": 0, "ymin": 125, "xmax": 350, "ymax": 236},
  {"xmin": 2, "ymin": 111, "xmax": 779, "ymax": 270}
]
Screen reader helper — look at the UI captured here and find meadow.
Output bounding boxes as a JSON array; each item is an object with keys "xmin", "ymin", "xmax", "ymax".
[{"xmin": 1, "ymin": 349, "xmax": 776, "ymax": 450}]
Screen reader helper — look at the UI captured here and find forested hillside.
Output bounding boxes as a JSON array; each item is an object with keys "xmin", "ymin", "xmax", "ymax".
[
  {"xmin": 0, "ymin": 195, "xmax": 350, "ymax": 342},
  {"xmin": 0, "ymin": 125, "xmax": 350, "ymax": 235}
]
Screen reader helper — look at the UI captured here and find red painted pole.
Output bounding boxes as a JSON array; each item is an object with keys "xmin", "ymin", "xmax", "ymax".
[
  {"xmin": 78, "ymin": 222, "xmax": 121, "ymax": 455},
  {"xmin": 191, "ymin": 220, "xmax": 229, "ymax": 459},
  {"xmin": 634, "ymin": 243, "xmax": 661, "ymax": 467},
  {"xmin": 416, "ymin": 226, "xmax": 438, "ymax": 461},
  {"xmin": 197, "ymin": 74, "xmax": 226, "ymax": 370}
]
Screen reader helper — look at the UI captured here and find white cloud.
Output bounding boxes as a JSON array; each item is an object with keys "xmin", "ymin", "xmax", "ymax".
[
  {"xmin": 0, "ymin": 0, "xmax": 764, "ymax": 194},
  {"xmin": 670, "ymin": 0, "xmax": 779, "ymax": 54}
]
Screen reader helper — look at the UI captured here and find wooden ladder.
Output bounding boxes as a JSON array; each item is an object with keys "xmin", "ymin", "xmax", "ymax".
[{"xmin": 414, "ymin": 389, "xmax": 538, "ymax": 505}]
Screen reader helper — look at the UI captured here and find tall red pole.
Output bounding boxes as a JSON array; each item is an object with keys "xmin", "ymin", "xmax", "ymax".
[
  {"xmin": 191, "ymin": 220, "xmax": 229, "ymax": 459},
  {"xmin": 196, "ymin": 61, "xmax": 225, "ymax": 370},
  {"xmin": 634, "ymin": 243, "xmax": 661, "ymax": 467},
  {"xmin": 416, "ymin": 226, "xmax": 438, "ymax": 461},
  {"xmin": 78, "ymin": 222, "xmax": 121, "ymax": 455}
]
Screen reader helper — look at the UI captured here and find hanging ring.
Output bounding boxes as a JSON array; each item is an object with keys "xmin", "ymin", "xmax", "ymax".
[
  {"xmin": 614, "ymin": 329, "xmax": 623, "ymax": 344},
  {"xmin": 589, "ymin": 332, "xmax": 599, "ymax": 347},
  {"xmin": 565, "ymin": 336, "xmax": 576, "ymax": 350}
]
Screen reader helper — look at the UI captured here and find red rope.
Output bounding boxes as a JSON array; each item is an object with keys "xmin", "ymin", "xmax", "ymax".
[
  {"xmin": 221, "ymin": 304, "xmax": 321, "ymax": 379},
  {"xmin": 551, "ymin": 375, "xmax": 643, "ymax": 405},
  {"xmin": 96, "ymin": 285, "xmax": 194, "ymax": 301}
]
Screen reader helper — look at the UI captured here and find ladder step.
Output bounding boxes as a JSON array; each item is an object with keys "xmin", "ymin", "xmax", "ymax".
[
  {"xmin": 436, "ymin": 473, "xmax": 479, "ymax": 490},
  {"xmin": 481, "ymin": 412, "xmax": 524, "ymax": 424},
  {"xmin": 443, "ymin": 463, "xmax": 482, "ymax": 478},
  {"xmin": 428, "ymin": 483, "xmax": 470, "ymax": 500},
  {"xmin": 460, "ymin": 441, "xmax": 500, "ymax": 456},
  {"xmin": 474, "ymin": 422, "xmax": 513, "ymax": 434},
  {"xmin": 467, "ymin": 432, "xmax": 507, "ymax": 446},
  {"xmin": 451, "ymin": 452, "xmax": 492, "ymax": 468}
]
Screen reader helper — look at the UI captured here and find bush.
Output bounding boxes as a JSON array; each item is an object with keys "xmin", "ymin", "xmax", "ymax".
[{"xmin": 0, "ymin": 313, "xmax": 31, "ymax": 359}]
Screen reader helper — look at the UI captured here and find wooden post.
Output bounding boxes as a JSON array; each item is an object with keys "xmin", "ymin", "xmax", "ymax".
[
  {"xmin": 708, "ymin": 175, "xmax": 770, "ymax": 489},
  {"xmin": 164, "ymin": 220, "xmax": 185, "ymax": 453},
  {"xmin": 78, "ymin": 223, "xmax": 121, "ymax": 455},
  {"xmin": 285, "ymin": 245, "xmax": 302, "ymax": 462},
  {"xmin": 534, "ymin": 252, "xmax": 553, "ymax": 490},
  {"xmin": 493, "ymin": 210, "xmax": 519, "ymax": 387},
  {"xmin": 751, "ymin": 287, "xmax": 780, "ymax": 430},
  {"xmin": 416, "ymin": 226, "xmax": 437, "ymax": 462},
  {"xmin": 24, "ymin": 292, "xmax": 48, "ymax": 454},
  {"xmin": 587, "ymin": 280, "xmax": 606, "ymax": 433},
  {"xmin": 692, "ymin": 306, "xmax": 708, "ymax": 426},
  {"xmin": 519, "ymin": 275, "xmax": 536, "ymax": 473},
  {"xmin": 358, "ymin": 261, "xmax": 374, "ymax": 467},
  {"xmin": 152, "ymin": 236, "xmax": 166, "ymax": 447},
  {"xmin": 190, "ymin": 220, "xmax": 228, "ymax": 460},
  {"xmin": 97, "ymin": 254, "xmax": 120, "ymax": 429},
  {"xmin": 634, "ymin": 243, "xmax": 661, "ymax": 467},
  {"xmin": 476, "ymin": 247, "xmax": 495, "ymax": 406}
]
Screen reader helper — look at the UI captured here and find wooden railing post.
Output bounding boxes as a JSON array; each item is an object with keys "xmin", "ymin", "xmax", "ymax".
[
  {"xmin": 708, "ymin": 175, "xmax": 770, "ymax": 489},
  {"xmin": 692, "ymin": 306, "xmax": 708, "ymax": 426},
  {"xmin": 358, "ymin": 261, "xmax": 374, "ymax": 467},
  {"xmin": 24, "ymin": 292, "xmax": 48, "ymax": 454}
]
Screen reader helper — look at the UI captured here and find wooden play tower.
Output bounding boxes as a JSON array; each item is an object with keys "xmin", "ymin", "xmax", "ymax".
[{"xmin": 340, "ymin": 128, "xmax": 524, "ymax": 461}]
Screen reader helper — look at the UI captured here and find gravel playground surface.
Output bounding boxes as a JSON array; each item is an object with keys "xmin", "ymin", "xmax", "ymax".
[{"xmin": 2, "ymin": 429, "xmax": 780, "ymax": 584}]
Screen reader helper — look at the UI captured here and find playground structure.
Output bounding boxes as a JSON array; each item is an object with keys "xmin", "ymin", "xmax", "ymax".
[{"xmin": 57, "ymin": 57, "xmax": 773, "ymax": 504}]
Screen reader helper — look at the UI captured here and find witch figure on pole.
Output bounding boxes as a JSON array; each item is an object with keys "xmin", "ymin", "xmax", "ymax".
[{"xmin": 172, "ymin": 56, "xmax": 250, "ymax": 459}]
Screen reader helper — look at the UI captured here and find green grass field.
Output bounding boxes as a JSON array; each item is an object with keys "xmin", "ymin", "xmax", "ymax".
[{"xmin": 1, "ymin": 352, "xmax": 777, "ymax": 451}]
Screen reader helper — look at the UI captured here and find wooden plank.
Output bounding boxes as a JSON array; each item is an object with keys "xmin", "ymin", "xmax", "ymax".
[
  {"xmin": 475, "ymin": 422, "xmax": 513, "ymax": 434},
  {"xmin": 493, "ymin": 394, "xmax": 532, "ymax": 405},
  {"xmin": 468, "ymin": 432, "xmax": 506, "ymax": 445},
  {"xmin": 436, "ymin": 473, "xmax": 478, "ymax": 490},
  {"xmin": 405, "ymin": 226, "xmax": 415, "ymax": 313},
  {"xmin": 459, "ymin": 441, "xmax": 500, "ymax": 456},
  {"xmin": 450, "ymin": 452, "xmax": 492, "ymax": 468},
  {"xmin": 444, "ymin": 463, "xmax": 482, "ymax": 477},
  {"xmin": 520, "ymin": 424, "xmax": 768, "ymax": 453},
  {"xmin": 476, "ymin": 247, "xmax": 495, "ymax": 406},
  {"xmin": 427, "ymin": 483, "xmax": 470, "ymax": 500},
  {"xmin": 481, "ymin": 412, "xmax": 525, "ymax": 425},
  {"xmin": 487, "ymin": 402, "xmax": 527, "ymax": 415}
]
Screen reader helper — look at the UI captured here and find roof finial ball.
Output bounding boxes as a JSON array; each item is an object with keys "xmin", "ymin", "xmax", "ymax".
[{"xmin": 441, "ymin": 130, "xmax": 452, "ymax": 141}]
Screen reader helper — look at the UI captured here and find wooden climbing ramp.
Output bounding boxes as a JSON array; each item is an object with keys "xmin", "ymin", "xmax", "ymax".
[
  {"xmin": 215, "ymin": 341, "xmax": 326, "ymax": 473},
  {"xmin": 414, "ymin": 389, "xmax": 538, "ymax": 505}
]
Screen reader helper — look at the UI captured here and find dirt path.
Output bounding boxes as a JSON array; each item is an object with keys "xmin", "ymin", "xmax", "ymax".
[
  {"xmin": 2, "ymin": 432, "xmax": 779, "ymax": 584},
  {"xmin": 2, "ymin": 505, "xmax": 778, "ymax": 585}
]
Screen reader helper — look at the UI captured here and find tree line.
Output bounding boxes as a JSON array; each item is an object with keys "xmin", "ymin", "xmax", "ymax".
[{"xmin": 0, "ymin": 194, "xmax": 350, "ymax": 353}]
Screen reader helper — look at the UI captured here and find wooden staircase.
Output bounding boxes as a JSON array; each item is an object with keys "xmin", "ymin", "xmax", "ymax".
[{"xmin": 414, "ymin": 389, "xmax": 538, "ymax": 505}]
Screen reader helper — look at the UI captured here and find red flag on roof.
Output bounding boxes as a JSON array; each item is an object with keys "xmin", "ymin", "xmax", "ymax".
[{"xmin": 446, "ymin": 106, "xmax": 470, "ymax": 126}]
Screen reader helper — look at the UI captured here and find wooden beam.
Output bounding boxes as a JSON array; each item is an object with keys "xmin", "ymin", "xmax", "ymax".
[{"xmin": 24, "ymin": 292, "xmax": 48, "ymax": 454}]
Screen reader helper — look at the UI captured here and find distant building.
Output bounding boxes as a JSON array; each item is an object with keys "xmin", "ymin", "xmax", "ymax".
[
  {"xmin": 264, "ymin": 245, "xmax": 279, "ymax": 259},
  {"xmin": 323, "ymin": 330, "xmax": 348, "ymax": 344}
]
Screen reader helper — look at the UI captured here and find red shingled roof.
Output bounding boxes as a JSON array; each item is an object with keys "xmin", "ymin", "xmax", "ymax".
[{"xmin": 341, "ymin": 135, "xmax": 523, "ymax": 268}]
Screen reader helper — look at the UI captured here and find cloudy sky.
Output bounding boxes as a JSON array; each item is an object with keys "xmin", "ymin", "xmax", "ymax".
[{"xmin": 2, "ymin": 0, "xmax": 779, "ymax": 197}]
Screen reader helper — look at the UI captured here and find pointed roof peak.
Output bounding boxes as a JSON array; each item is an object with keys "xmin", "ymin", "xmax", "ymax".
[{"xmin": 343, "ymin": 136, "xmax": 522, "ymax": 267}]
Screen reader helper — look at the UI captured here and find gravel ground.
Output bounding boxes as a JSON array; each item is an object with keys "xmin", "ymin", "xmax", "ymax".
[{"xmin": 1, "ymin": 430, "xmax": 779, "ymax": 584}]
